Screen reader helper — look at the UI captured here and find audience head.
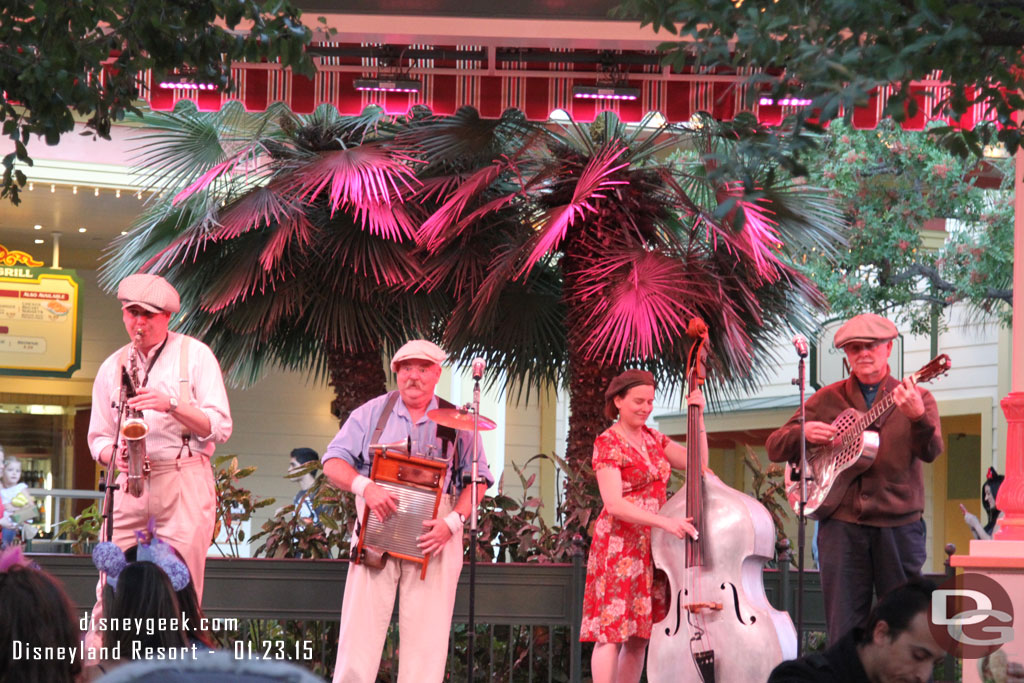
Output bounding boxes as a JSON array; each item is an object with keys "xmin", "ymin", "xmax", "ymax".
[
  {"xmin": 1, "ymin": 455, "xmax": 22, "ymax": 488},
  {"xmin": 124, "ymin": 543, "xmax": 214, "ymax": 648},
  {"xmin": 856, "ymin": 578, "xmax": 945, "ymax": 682},
  {"xmin": 0, "ymin": 547, "xmax": 81, "ymax": 683},
  {"xmin": 93, "ymin": 521, "xmax": 193, "ymax": 657},
  {"xmin": 104, "ymin": 561, "xmax": 189, "ymax": 654}
]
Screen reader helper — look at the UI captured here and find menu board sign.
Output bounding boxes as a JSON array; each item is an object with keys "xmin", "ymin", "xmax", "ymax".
[{"xmin": 0, "ymin": 253, "xmax": 83, "ymax": 377}]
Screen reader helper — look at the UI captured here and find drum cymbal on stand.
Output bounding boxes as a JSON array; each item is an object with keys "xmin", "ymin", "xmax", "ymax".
[{"xmin": 427, "ymin": 408, "xmax": 497, "ymax": 431}]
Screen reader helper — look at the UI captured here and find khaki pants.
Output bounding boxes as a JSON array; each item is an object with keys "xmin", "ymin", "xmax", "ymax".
[{"xmin": 332, "ymin": 495, "xmax": 463, "ymax": 683}]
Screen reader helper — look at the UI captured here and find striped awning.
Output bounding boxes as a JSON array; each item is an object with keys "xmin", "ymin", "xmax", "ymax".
[{"xmin": 143, "ymin": 63, "xmax": 996, "ymax": 131}]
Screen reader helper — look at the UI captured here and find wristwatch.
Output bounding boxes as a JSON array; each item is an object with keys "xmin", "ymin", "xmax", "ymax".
[{"xmin": 168, "ymin": 396, "xmax": 179, "ymax": 413}]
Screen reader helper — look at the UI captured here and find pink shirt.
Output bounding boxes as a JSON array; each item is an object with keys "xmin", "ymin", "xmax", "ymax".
[{"xmin": 88, "ymin": 331, "xmax": 233, "ymax": 462}]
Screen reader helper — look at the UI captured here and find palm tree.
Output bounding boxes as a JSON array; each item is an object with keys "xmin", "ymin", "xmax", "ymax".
[
  {"xmin": 101, "ymin": 101, "xmax": 434, "ymax": 422},
  {"xmin": 402, "ymin": 109, "xmax": 846, "ymax": 533}
]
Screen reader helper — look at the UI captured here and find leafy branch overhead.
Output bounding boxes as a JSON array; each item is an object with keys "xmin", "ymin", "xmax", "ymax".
[
  {"xmin": 804, "ymin": 120, "xmax": 1013, "ymax": 334},
  {"xmin": 616, "ymin": 0, "xmax": 1024, "ymax": 159},
  {"xmin": 0, "ymin": 0, "xmax": 320, "ymax": 203}
]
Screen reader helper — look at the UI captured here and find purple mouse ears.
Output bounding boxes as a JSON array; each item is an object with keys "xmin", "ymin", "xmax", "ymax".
[{"xmin": 91, "ymin": 518, "xmax": 190, "ymax": 592}]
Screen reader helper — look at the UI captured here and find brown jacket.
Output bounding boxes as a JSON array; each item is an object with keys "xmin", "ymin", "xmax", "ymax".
[{"xmin": 766, "ymin": 373, "xmax": 943, "ymax": 527}]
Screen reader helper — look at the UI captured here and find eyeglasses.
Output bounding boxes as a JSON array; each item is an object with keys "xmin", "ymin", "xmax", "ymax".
[{"xmin": 842, "ymin": 339, "xmax": 888, "ymax": 354}]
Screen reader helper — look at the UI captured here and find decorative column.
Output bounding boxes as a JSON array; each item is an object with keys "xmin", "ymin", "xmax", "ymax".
[
  {"xmin": 951, "ymin": 142, "xmax": 1024, "ymax": 683},
  {"xmin": 992, "ymin": 143, "xmax": 1024, "ymax": 540},
  {"xmin": 995, "ymin": 394, "xmax": 1024, "ymax": 540}
]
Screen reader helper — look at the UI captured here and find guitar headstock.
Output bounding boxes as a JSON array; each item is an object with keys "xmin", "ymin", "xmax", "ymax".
[{"xmin": 914, "ymin": 354, "xmax": 952, "ymax": 384}]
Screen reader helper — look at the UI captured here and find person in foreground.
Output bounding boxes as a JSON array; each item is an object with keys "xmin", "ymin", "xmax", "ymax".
[
  {"xmin": 767, "ymin": 578, "xmax": 945, "ymax": 683},
  {"xmin": 0, "ymin": 546, "xmax": 82, "ymax": 683},
  {"xmin": 766, "ymin": 313, "xmax": 943, "ymax": 643},
  {"xmin": 322, "ymin": 339, "xmax": 493, "ymax": 683},
  {"xmin": 580, "ymin": 369, "xmax": 705, "ymax": 683}
]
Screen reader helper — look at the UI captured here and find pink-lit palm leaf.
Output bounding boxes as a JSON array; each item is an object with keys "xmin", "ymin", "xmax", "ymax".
[
  {"xmin": 142, "ymin": 183, "xmax": 309, "ymax": 276},
  {"xmin": 515, "ymin": 144, "xmax": 630, "ymax": 279},
  {"xmin": 291, "ymin": 144, "xmax": 421, "ymax": 240},
  {"xmin": 710, "ymin": 182, "xmax": 788, "ymax": 284},
  {"xmin": 416, "ymin": 163, "xmax": 506, "ymax": 252},
  {"xmin": 573, "ymin": 249, "xmax": 731, "ymax": 365}
]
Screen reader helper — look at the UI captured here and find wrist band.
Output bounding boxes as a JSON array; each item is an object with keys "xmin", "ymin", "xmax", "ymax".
[
  {"xmin": 443, "ymin": 510, "xmax": 464, "ymax": 535},
  {"xmin": 351, "ymin": 475, "xmax": 371, "ymax": 497}
]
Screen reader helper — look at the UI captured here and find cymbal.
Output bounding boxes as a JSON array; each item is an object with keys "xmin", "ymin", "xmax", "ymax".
[{"xmin": 427, "ymin": 407, "xmax": 497, "ymax": 431}]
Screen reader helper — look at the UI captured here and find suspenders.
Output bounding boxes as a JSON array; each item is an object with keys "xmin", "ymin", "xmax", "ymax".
[
  {"xmin": 117, "ymin": 335, "xmax": 193, "ymax": 456},
  {"xmin": 368, "ymin": 393, "xmax": 462, "ymax": 495}
]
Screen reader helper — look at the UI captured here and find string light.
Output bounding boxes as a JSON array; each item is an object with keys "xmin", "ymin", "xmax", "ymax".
[
  {"xmin": 28, "ymin": 183, "xmax": 34, "ymax": 191},
  {"xmin": 116, "ymin": 190, "xmax": 121, "ymax": 198},
  {"xmin": 33, "ymin": 224, "xmax": 41, "ymax": 231},
  {"xmin": 94, "ymin": 187, "xmax": 99, "ymax": 196},
  {"xmin": 78, "ymin": 227, "xmax": 87, "ymax": 233},
  {"xmin": 72, "ymin": 186, "xmax": 78, "ymax": 195},
  {"xmin": 50, "ymin": 184, "xmax": 55, "ymax": 193}
]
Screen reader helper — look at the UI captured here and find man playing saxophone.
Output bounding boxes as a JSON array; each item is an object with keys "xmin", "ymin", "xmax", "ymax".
[{"xmin": 86, "ymin": 274, "xmax": 232, "ymax": 638}]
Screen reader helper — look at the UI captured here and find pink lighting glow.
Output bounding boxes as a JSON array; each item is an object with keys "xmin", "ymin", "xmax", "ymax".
[
  {"xmin": 572, "ymin": 85, "xmax": 640, "ymax": 101},
  {"xmin": 354, "ymin": 78, "xmax": 421, "ymax": 93},
  {"xmin": 758, "ymin": 96, "xmax": 812, "ymax": 107},
  {"xmin": 159, "ymin": 82, "xmax": 218, "ymax": 91}
]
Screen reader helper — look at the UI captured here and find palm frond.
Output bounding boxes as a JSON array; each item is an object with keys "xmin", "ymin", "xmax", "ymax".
[{"xmin": 517, "ymin": 144, "xmax": 630, "ymax": 277}]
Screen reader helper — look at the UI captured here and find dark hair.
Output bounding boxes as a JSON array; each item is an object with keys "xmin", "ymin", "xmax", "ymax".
[
  {"xmin": 104, "ymin": 561, "xmax": 189, "ymax": 656},
  {"xmin": 0, "ymin": 565, "xmax": 82, "ymax": 683},
  {"xmin": 857, "ymin": 577, "xmax": 936, "ymax": 645},
  {"xmin": 290, "ymin": 447, "xmax": 320, "ymax": 466},
  {"xmin": 983, "ymin": 468, "xmax": 1005, "ymax": 536},
  {"xmin": 124, "ymin": 544, "xmax": 214, "ymax": 647},
  {"xmin": 603, "ymin": 369, "xmax": 656, "ymax": 421}
]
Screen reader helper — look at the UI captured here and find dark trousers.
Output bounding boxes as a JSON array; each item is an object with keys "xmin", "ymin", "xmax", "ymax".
[{"xmin": 817, "ymin": 517, "xmax": 927, "ymax": 643}]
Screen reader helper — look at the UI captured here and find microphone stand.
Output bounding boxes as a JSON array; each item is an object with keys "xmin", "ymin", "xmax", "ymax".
[
  {"xmin": 791, "ymin": 349, "xmax": 809, "ymax": 656},
  {"xmin": 466, "ymin": 373, "xmax": 483, "ymax": 682},
  {"xmin": 100, "ymin": 377, "xmax": 129, "ymax": 543}
]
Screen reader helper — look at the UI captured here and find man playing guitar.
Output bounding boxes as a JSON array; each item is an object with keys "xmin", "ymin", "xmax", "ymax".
[{"xmin": 766, "ymin": 313, "xmax": 944, "ymax": 644}]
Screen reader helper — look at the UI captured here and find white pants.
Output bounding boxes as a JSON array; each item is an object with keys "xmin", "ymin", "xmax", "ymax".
[{"xmin": 332, "ymin": 496, "xmax": 463, "ymax": 683}]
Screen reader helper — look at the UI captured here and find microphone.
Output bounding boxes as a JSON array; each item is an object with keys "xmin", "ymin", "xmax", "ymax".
[
  {"xmin": 792, "ymin": 334, "xmax": 809, "ymax": 358},
  {"xmin": 471, "ymin": 357, "xmax": 486, "ymax": 381}
]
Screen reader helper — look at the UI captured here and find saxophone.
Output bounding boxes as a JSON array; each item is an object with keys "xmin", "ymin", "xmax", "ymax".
[{"xmin": 121, "ymin": 329, "xmax": 151, "ymax": 497}]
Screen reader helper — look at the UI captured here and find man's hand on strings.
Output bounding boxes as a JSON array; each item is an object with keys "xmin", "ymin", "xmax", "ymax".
[
  {"xmin": 893, "ymin": 376, "xmax": 926, "ymax": 420},
  {"xmin": 805, "ymin": 421, "xmax": 837, "ymax": 444}
]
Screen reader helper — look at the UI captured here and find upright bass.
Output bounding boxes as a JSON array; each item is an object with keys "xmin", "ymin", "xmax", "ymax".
[{"xmin": 647, "ymin": 319, "xmax": 797, "ymax": 682}]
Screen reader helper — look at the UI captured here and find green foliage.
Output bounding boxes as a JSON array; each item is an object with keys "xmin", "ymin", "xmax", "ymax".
[
  {"xmin": 0, "ymin": 0, "xmax": 320, "ymax": 203},
  {"xmin": 616, "ymin": 0, "xmax": 1024, "ymax": 159},
  {"xmin": 803, "ymin": 120, "xmax": 1013, "ymax": 332},
  {"xmin": 744, "ymin": 447, "xmax": 791, "ymax": 554},
  {"xmin": 251, "ymin": 463, "xmax": 357, "ymax": 559},
  {"xmin": 54, "ymin": 502, "xmax": 102, "ymax": 553},
  {"xmin": 212, "ymin": 454, "xmax": 275, "ymax": 557},
  {"xmin": 472, "ymin": 455, "xmax": 586, "ymax": 563}
]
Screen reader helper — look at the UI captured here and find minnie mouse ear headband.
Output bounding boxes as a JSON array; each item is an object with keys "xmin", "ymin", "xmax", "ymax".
[{"xmin": 92, "ymin": 519, "xmax": 190, "ymax": 592}]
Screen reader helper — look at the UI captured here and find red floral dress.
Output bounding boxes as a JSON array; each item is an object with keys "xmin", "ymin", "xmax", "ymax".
[{"xmin": 580, "ymin": 425, "xmax": 671, "ymax": 643}]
